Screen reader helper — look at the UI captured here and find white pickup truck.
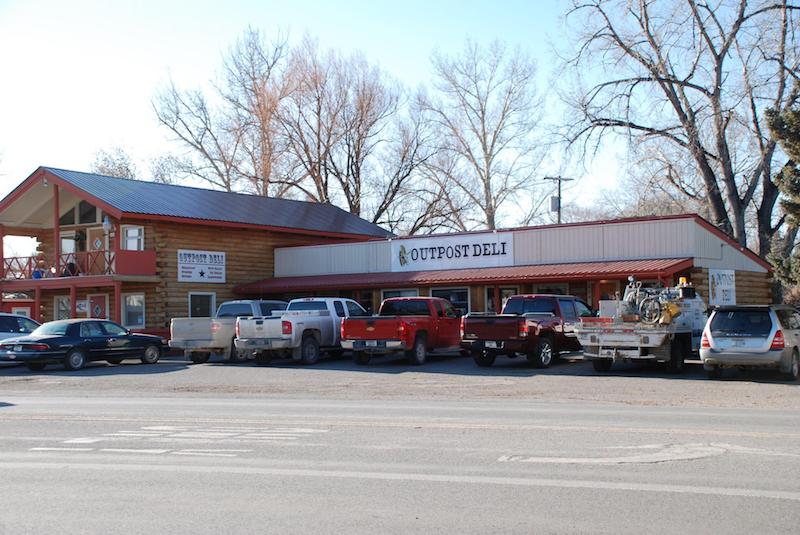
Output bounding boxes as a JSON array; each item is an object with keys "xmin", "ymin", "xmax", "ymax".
[
  {"xmin": 169, "ymin": 300, "xmax": 288, "ymax": 364},
  {"xmin": 235, "ymin": 297, "xmax": 369, "ymax": 365}
]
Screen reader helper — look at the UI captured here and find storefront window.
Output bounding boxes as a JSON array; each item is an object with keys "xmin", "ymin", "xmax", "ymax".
[
  {"xmin": 431, "ymin": 287, "xmax": 469, "ymax": 315},
  {"xmin": 189, "ymin": 293, "xmax": 215, "ymax": 317},
  {"xmin": 122, "ymin": 294, "xmax": 145, "ymax": 328},
  {"xmin": 485, "ymin": 287, "xmax": 518, "ymax": 313}
]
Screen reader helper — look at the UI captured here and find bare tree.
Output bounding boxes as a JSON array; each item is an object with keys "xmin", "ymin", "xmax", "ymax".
[
  {"xmin": 153, "ymin": 28, "xmax": 292, "ymax": 195},
  {"xmin": 420, "ymin": 40, "xmax": 543, "ymax": 230},
  {"xmin": 91, "ymin": 147, "xmax": 138, "ymax": 179},
  {"xmin": 562, "ymin": 0, "xmax": 800, "ymax": 255}
]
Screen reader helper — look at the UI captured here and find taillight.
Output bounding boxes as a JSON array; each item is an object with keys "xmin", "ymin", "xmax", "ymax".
[
  {"xmin": 211, "ymin": 322, "xmax": 220, "ymax": 334},
  {"xmin": 398, "ymin": 322, "xmax": 407, "ymax": 339},
  {"xmin": 340, "ymin": 321, "xmax": 346, "ymax": 339},
  {"xmin": 770, "ymin": 330, "xmax": 785, "ymax": 350},
  {"xmin": 27, "ymin": 343, "xmax": 50, "ymax": 351},
  {"xmin": 459, "ymin": 317, "xmax": 465, "ymax": 339},
  {"xmin": 701, "ymin": 331, "xmax": 710, "ymax": 349},
  {"xmin": 518, "ymin": 319, "xmax": 529, "ymax": 338},
  {"xmin": 235, "ymin": 320, "xmax": 240, "ymax": 338},
  {"xmin": 282, "ymin": 320, "xmax": 292, "ymax": 335}
]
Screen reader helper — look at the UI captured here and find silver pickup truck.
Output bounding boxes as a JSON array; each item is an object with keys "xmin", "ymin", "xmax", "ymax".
[
  {"xmin": 235, "ymin": 297, "xmax": 369, "ymax": 365},
  {"xmin": 169, "ymin": 300, "xmax": 288, "ymax": 364}
]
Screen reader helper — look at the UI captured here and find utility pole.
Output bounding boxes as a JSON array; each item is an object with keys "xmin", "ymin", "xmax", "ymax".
[{"xmin": 544, "ymin": 176, "xmax": 574, "ymax": 224}]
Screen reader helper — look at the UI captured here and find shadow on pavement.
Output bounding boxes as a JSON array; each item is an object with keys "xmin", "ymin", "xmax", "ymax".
[
  {"xmin": 197, "ymin": 350, "xmax": 800, "ymax": 384},
  {"xmin": 0, "ymin": 360, "xmax": 189, "ymax": 377}
]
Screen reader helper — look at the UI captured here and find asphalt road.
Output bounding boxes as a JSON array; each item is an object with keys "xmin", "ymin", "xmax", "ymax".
[{"xmin": 1, "ymin": 355, "xmax": 799, "ymax": 534}]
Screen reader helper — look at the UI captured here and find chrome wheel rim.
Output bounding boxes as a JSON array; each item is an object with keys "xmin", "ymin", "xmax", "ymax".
[
  {"xmin": 541, "ymin": 342, "xmax": 552, "ymax": 366},
  {"xmin": 304, "ymin": 341, "xmax": 316, "ymax": 359}
]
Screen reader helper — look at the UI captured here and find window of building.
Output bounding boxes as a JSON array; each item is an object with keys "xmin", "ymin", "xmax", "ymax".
[
  {"xmin": 381, "ymin": 288, "xmax": 419, "ymax": 300},
  {"xmin": 189, "ymin": 293, "xmax": 215, "ymax": 317},
  {"xmin": 485, "ymin": 287, "xmax": 518, "ymax": 313},
  {"xmin": 59, "ymin": 208, "xmax": 75, "ymax": 226},
  {"xmin": 122, "ymin": 293, "xmax": 145, "ymax": 328},
  {"xmin": 430, "ymin": 287, "xmax": 469, "ymax": 315},
  {"xmin": 78, "ymin": 201, "xmax": 97, "ymax": 225},
  {"xmin": 121, "ymin": 225, "xmax": 144, "ymax": 251},
  {"xmin": 54, "ymin": 296, "xmax": 71, "ymax": 320}
]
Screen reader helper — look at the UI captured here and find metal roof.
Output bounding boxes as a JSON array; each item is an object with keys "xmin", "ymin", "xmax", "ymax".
[
  {"xmin": 43, "ymin": 167, "xmax": 391, "ymax": 238},
  {"xmin": 235, "ymin": 258, "xmax": 694, "ymax": 294}
]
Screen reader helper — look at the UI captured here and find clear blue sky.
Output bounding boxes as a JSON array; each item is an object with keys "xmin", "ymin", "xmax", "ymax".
[{"xmin": 0, "ymin": 0, "xmax": 617, "ymax": 204}]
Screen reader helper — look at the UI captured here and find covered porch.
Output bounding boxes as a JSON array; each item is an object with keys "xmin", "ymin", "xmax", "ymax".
[{"xmin": 0, "ymin": 168, "xmax": 158, "ymax": 321}]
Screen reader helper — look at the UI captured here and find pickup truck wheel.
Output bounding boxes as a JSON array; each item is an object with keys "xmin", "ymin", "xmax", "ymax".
[
  {"xmin": 407, "ymin": 334, "xmax": 427, "ymax": 365},
  {"xmin": 353, "ymin": 351, "xmax": 370, "ymax": 365},
  {"xmin": 472, "ymin": 350, "xmax": 496, "ymax": 367},
  {"xmin": 592, "ymin": 359, "xmax": 613, "ymax": 372},
  {"xmin": 229, "ymin": 339, "xmax": 247, "ymax": 363},
  {"xmin": 300, "ymin": 335, "xmax": 320, "ymax": 365},
  {"xmin": 528, "ymin": 337, "xmax": 553, "ymax": 368},
  {"xmin": 668, "ymin": 340, "xmax": 685, "ymax": 374},
  {"xmin": 190, "ymin": 352, "xmax": 210, "ymax": 364},
  {"xmin": 255, "ymin": 351, "xmax": 273, "ymax": 365}
]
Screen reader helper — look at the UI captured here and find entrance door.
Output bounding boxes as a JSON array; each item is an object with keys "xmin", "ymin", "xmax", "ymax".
[
  {"xmin": 86, "ymin": 227, "xmax": 108, "ymax": 274},
  {"xmin": 88, "ymin": 294, "xmax": 109, "ymax": 319}
]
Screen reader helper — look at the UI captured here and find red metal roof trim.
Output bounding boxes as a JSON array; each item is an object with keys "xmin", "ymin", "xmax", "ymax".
[{"xmin": 235, "ymin": 258, "xmax": 694, "ymax": 294}]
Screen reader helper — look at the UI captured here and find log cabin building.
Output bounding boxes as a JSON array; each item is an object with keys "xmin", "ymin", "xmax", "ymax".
[
  {"xmin": 1, "ymin": 167, "xmax": 772, "ymax": 335},
  {"xmin": 0, "ymin": 167, "xmax": 390, "ymax": 336}
]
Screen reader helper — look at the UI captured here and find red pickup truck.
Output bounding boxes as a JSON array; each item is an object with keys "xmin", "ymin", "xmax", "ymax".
[
  {"xmin": 460, "ymin": 294, "xmax": 592, "ymax": 368},
  {"xmin": 340, "ymin": 297, "xmax": 462, "ymax": 365}
]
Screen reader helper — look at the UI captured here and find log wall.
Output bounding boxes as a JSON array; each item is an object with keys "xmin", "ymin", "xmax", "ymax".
[{"xmin": 690, "ymin": 268, "xmax": 773, "ymax": 305}]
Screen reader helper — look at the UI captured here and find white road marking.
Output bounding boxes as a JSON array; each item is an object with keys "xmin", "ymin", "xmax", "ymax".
[
  {"xmin": 170, "ymin": 452, "xmax": 238, "ymax": 457},
  {"xmin": 63, "ymin": 438, "xmax": 103, "ymax": 444},
  {"xmin": 498, "ymin": 443, "xmax": 727, "ymax": 465},
  {"xmin": 4, "ymin": 460, "xmax": 800, "ymax": 502},
  {"xmin": 103, "ymin": 432, "xmax": 166, "ymax": 437},
  {"xmin": 141, "ymin": 426, "xmax": 191, "ymax": 431},
  {"xmin": 100, "ymin": 448, "xmax": 170, "ymax": 454},
  {"xmin": 29, "ymin": 447, "xmax": 94, "ymax": 452}
]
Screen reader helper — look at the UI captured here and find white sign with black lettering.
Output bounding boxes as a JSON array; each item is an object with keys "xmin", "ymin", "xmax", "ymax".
[
  {"xmin": 178, "ymin": 250, "xmax": 226, "ymax": 283},
  {"xmin": 708, "ymin": 269, "xmax": 736, "ymax": 306},
  {"xmin": 390, "ymin": 232, "xmax": 514, "ymax": 272}
]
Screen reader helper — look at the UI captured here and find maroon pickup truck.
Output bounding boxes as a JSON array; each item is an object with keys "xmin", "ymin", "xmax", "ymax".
[
  {"xmin": 460, "ymin": 294, "xmax": 592, "ymax": 368},
  {"xmin": 340, "ymin": 297, "xmax": 462, "ymax": 365}
]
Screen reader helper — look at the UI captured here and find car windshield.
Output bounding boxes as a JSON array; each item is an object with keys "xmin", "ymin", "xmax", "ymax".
[
  {"xmin": 710, "ymin": 309, "xmax": 773, "ymax": 337},
  {"xmin": 288, "ymin": 301, "xmax": 328, "ymax": 311},
  {"xmin": 32, "ymin": 322, "xmax": 70, "ymax": 336}
]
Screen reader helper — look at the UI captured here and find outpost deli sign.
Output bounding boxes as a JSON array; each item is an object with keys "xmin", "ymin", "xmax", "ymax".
[{"xmin": 390, "ymin": 232, "xmax": 514, "ymax": 272}]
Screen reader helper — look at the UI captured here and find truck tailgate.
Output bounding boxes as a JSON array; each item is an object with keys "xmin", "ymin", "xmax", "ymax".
[
  {"xmin": 170, "ymin": 318, "xmax": 235, "ymax": 347},
  {"xmin": 342, "ymin": 317, "xmax": 403, "ymax": 340},
  {"xmin": 236, "ymin": 316, "xmax": 283, "ymax": 339},
  {"xmin": 462, "ymin": 315, "xmax": 522, "ymax": 341}
]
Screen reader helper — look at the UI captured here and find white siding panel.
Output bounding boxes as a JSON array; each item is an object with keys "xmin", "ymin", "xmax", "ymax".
[
  {"xmin": 603, "ymin": 220, "xmax": 694, "ymax": 260},
  {"xmin": 694, "ymin": 228, "xmax": 766, "ymax": 272},
  {"xmin": 537, "ymin": 226, "xmax": 605, "ymax": 263},
  {"xmin": 275, "ymin": 241, "xmax": 391, "ymax": 277}
]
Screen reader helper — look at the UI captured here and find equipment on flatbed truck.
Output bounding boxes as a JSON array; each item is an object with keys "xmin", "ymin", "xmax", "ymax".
[{"xmin": 575, "ymin": 277, "xmax": 707, "ymax": 373}]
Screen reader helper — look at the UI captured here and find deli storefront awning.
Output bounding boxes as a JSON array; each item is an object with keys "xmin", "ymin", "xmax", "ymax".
[{"xmin": 235, "ymin": 258, "xmax": 694, "ymax": 294}]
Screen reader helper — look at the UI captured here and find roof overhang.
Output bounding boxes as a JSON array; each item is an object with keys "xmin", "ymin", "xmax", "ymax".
[{"xmin": 235, "ymin": 258, "xmax": 695, "ymax": 294}]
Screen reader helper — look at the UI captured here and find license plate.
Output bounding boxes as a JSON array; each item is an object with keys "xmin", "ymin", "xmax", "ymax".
[
  {"xmin": 366, "ymin": 340, "xmax": 378, "ymax": 347},
  {"xmin": 14, "ymin": 345, "xmax": 22, "ymax": 351},
  {"xmin": 732, "ymin": 339, "xmax": 745, "ymax": 347},
  {"xmin": 485, "ymin": 341, "xmax": 498, "ymax": 349}
]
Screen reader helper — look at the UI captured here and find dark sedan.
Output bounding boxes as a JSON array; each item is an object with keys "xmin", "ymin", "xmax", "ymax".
[{"xmin": 0, "ymin": 319, "xmax": 166, "ymax": 371}]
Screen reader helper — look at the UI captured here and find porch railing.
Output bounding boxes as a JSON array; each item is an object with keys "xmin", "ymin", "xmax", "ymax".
[{"xmin": 2, "ymin": 249, "xmax": 155, "ymax": 280}]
